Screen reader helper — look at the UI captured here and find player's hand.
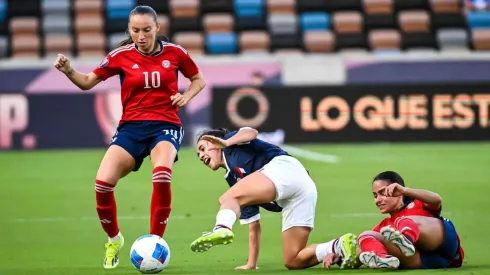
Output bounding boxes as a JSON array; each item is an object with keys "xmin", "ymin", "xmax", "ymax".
[
  {"xmin": 53, "ymin": 54, "xmax": 72, "ymax": 74},
  {"xmin": 235, "ymin": 264, "xmax": 258, "ymax": 270},
  {"xmin": 322, "ymin": 253, "xmax": 340, "ymax": 269},
  {"xmin": 200, "ymin": 135, "xmax": 229, "ymax": 150},
  {"xmin": 171, "ymin": 93, "xmax": 190, "ymax": 107},
  {"xmin": 383, "ymin": 183, "xmax": 406, "ymax": 197}
]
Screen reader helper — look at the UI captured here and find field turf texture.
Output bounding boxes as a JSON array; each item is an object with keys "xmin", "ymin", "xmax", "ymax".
[{"xmin": 0, "ymin": 142, "xmax": 489, "ymax": 275}]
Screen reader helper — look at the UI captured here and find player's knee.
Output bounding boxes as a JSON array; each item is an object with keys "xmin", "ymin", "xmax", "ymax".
[
  {"xmin": 218, "ymin": 190, "xmax": 240, "ymax": 205},
  {"xmin": 283, "ymin": 253, "xmax": 308, "ymax": 270},
  {"xmin": 283, "ymin": 259, "xmax": 303, "ymax": 270},
  {"xmin": 95, "ymin": 173, "xmax": 119, "ymax": 185},
  {"xmin": 218, "ymin": 194, "xmax": 231, "ymax": 205},
  {"xmin": 96, "ymin": 165, "xmax": 131, "ymax": 184}
]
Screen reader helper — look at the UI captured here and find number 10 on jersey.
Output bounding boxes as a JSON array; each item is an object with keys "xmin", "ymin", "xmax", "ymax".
[{"xmin": 143, "ymin": 71, "xmax": 161, "ymax": 88}]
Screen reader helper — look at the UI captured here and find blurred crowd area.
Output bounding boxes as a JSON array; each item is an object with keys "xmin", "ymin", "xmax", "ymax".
[{"xmin": 0, "ymin": 0, "xmax": 489, "ymax": 59}]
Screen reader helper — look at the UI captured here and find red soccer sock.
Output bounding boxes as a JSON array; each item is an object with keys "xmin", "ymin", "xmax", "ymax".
[
  {"xmin": 359, "ymin": 233, "xmax": 388, "ymax": 256},
  {"xmin": 150, "ymin": 166, "xmax": 172, "ymax": 237},
  {"xmin": 395, "ymin": 217, "xmax": 420, "ymax": 243},
  {"xmin": 95, "ymin": 180, "xmax": 120, "ymax": 238}
]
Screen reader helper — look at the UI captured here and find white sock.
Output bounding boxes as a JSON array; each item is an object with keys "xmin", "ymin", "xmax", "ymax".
[
  {"xmin": 214, "ymin": 209, "xmax": 237, "ymax": 231},
  {"xmin": 109, "ymin": 232, "xmax": 121, "ymax": 242},
  {"xmin": 316, "ymin": 239, "xmax": 337, "ymax": 262}
]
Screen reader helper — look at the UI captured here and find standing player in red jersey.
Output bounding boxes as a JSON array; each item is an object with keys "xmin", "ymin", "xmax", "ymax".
[
  {"xmin": 324, "ymin": 171, "xmax": 464, "ymax": 270},
  {"xmin": 52, "ymin": 5, "xmax": 205, "ymax": 269}
]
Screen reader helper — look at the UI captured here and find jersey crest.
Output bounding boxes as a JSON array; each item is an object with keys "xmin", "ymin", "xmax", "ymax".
[{"xmin": 98, "ymin": 57, "xmax": 109, "ymax": 68}]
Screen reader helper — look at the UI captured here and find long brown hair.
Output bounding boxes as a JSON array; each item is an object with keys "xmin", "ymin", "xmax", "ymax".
[{"xmin": 117, "ymin": 5, "xmax": 158, "ymax": 47}]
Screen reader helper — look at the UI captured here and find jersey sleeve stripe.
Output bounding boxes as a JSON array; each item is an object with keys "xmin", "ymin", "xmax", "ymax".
[
  {"xmin": 109, "ymin": 45, "xmax": 135, "ymax": 57},
  {"xmin": 108, "ymin": 44, "xmax": 133, "ymax": 55},
  {"xmin": 163, "ymin": 42, "xmax": 188, "ymax": 54}
]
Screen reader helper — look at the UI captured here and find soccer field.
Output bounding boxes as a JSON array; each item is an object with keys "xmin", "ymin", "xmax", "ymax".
[{"xmin": 1, "ymin": 142, "xmax": 489, "ymax": 275}]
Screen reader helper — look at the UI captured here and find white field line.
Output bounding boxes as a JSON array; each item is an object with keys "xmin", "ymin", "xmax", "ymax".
[
  {"xmin": 282, "ymin": 145, "xmax": 339, "ymax": 163},
  {"xmin": 0, "ymin": 212, "xmax": 453, "ymax": 224}
]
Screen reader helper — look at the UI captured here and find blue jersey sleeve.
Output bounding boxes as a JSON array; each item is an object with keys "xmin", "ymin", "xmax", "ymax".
[
  {"xmin": 223, "ymin": 130, "xmax": 238, "ymax": 140},
  {"xmin": 239, "ymin": 205, "xmax": 260, "ymax": 225}
]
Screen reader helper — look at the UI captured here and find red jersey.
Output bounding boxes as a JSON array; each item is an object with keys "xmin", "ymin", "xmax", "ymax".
[
  {"xmin": 373, "ymin": 200, "xmax": 464, "ymax": 267},
  {"xmin": 92, "ymin": 40, "xmax": 200, "ymax": 125}
]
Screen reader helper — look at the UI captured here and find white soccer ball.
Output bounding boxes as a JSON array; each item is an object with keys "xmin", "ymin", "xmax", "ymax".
[{"xmin": 130, "ymin": 234, "xmax": 170, "ymax": 274}]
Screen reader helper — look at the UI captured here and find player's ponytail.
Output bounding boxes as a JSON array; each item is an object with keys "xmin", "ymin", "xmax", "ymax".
[
  {"xmin": 373, "ymin": 171, "xmax": 414, "ymax": 206},
  {"xmin": 196, "ymin": 128, "xmax": 230, "ymax": 141},
  {"xmin": 117, "ymin": 5, "xmax": 159, "ymax": 48}
]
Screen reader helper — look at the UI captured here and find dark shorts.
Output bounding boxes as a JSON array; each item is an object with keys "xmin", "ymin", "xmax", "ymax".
[
  {"xmin": 110, "ymin": 121, "xmax": 184, "ymax": 171},
  {"xmin": 420, "ymin": 217, "xmax": 460, "ymax": 269}
]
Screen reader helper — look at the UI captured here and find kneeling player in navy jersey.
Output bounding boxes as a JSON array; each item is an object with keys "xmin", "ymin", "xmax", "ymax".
[
  {"xmin": 190, "ymin": 127, "xmax": 357, "ymax": 270},
  {"xmin": 53, "ymin": 5, "xmax": 205, "ymax": 269},
  {"xmin": 325, "ymin": 171, "xmax": 464, "ymax": 270}
]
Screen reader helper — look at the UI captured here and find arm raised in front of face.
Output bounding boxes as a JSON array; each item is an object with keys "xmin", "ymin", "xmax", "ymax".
[{"xmin": 224, "ymin": 127, "xmax": 259, "ymax": 146}]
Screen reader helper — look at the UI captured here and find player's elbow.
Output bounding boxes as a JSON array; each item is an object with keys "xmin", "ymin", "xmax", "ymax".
[
  {"xmin": 79, "ymin": 84, "xmax": 92, "ymax": 91},
  {"xmin": 240, "ymin": 127, "xmax": 259, "ymax": 139},
  {"xmin": 191, "ymin": 73, "xmax": 206, "ymax": 88},
  {"xmin": 434, "ymin": 195, "xmax": 442, "ymax": 206}
]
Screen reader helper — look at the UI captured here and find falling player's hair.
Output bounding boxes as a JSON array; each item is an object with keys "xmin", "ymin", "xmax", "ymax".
[
  {"xmin": 118, "ymin": 5, "xmax": 159, "ymax": 47},
  {"xmin": 196, "ymin": 128, "xmax": 230, "ymax": 141},
  {"xmin": 373, "ymin": 171, "xmax": 414, "ymax": 207}
]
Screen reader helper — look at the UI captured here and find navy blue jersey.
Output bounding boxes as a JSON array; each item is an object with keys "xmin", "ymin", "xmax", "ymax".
[{"xmin": 222, "ymin": 129, "xmax": 288, "ymax": 224}]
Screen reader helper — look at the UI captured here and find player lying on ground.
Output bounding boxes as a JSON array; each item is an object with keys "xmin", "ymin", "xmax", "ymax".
[
  {"xmin": 190, "ymin": 127, "xmax": 357, "ymax": 270},
  {"xmin": 53, "ymin": 5, "xmax": 205, "ymax": 269},
  {"xmin": 323, "ymin": 171, "xmax": 464, "ymax": 270}
]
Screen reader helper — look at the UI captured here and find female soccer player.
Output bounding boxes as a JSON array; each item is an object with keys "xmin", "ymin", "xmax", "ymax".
[
  {"xmin": 190, "ymin": 127, "xmax": 358, "ymax": 270},
  {"xmin": 324, "ymin": 171, "xmax": 464, "ymax": 270},
  {"xmin": 53, "ymin": 5, "xmax": 205, "ymax": 269}
]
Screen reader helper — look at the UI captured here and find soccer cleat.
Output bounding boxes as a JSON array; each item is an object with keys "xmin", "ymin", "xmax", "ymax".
[
  {"xmin": 103, "ymin": 234, "xmax": 125, "ymax": 269},
  {"xmin": 190, "ymin": 228, "xmax": 235, "ymax": 252},
  {"xmin": 380, "ymin": 226, "xmax": 416, "ymax": 257},
  {"xmin": 335, "ymin": 233, "xmax": 358, "ymax": 269},
  {"xmin": 359, "ymin": 251, "xmax": 400, "ymax": 269}
]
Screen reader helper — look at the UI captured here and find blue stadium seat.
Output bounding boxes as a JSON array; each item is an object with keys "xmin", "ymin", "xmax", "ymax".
[
  {"xmin": 234, "ymin": 0, "xmax": 263, "ymax": 17},
  {"xmin": 300, "ymin": 12, "xmax": 330, "ymax": 32},
  {"xmin": 0, "ymin": 0, "xmax": 6, "ymax": 22},
  {"xmin": 206, "ymin": 33, "xmax": 237, "ymax": 54},
  {"xmin": 107, "ymin": 0, "xmax": 135, "ymax": 19},
  {"xmin": 235, "ymin": 0, "xmax": 265, "ymax": 30},
  {"xmin": 467, "ymin": 11, "xmax": 490, "ymax": 29}
]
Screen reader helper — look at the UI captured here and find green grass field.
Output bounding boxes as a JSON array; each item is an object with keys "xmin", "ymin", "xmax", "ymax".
[{"xmin": 1, "ymin": 142, "xmax": 489, "ymax": 275}]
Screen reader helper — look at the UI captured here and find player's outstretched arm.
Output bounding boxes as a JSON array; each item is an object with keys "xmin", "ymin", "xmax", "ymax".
[
  {"xmin": 403, "ymin": 187, "xmax": 442, "ymax": 209},
  {"xmin": 236, "ymin": 220, "xmax": 261, "ymax": 270},
  {"xmin": 226, "ymin": 127, "xmax": 259, "ymax": 146},
  {"xmin": 53, "ymin": 54, "xmax": 102, "ymax": 91}
]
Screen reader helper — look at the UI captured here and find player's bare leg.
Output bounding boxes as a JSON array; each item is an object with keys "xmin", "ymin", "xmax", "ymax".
[
  {"xmin": 357, "ymin": 230, "xmax": 422, "ymax": 269},
  {"xmin": 190, "ymin": 172, "xmax": 276, "ymax": 252},
  {"xmin": 382, "ymin": 215, "xmax": 445, "ymax": 256},
  {"xmin": 96, "ymin": 145, "xmax": 135, "ymax": 269},
  {"xmin": 281, "ymin": 228, "xmax": 358, "ymax": 270},
  {"xmin": 150, "ymin": 141, "xmax": 178, "ymax": 237}
]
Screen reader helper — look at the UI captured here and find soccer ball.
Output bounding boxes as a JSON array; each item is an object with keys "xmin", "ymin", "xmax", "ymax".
[{"xmin": 130, "ymin": 234, "xmax": 170, "ymax": 274}]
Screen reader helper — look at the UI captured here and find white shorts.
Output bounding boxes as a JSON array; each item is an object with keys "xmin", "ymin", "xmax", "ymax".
[{"xmin": 260, "ymin": 155, "xmax": 318, "ymax": 232}]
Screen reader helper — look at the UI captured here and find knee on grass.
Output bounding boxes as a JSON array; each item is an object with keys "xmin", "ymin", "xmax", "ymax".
[{"xmin": 284, "ymin": 259, "xmax": 304, "ymax": 270}]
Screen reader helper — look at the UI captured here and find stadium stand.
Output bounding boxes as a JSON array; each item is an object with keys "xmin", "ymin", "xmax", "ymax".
[{"xmin": 2, "ymin": 0, "xmax": 490, "ymax": 57}]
